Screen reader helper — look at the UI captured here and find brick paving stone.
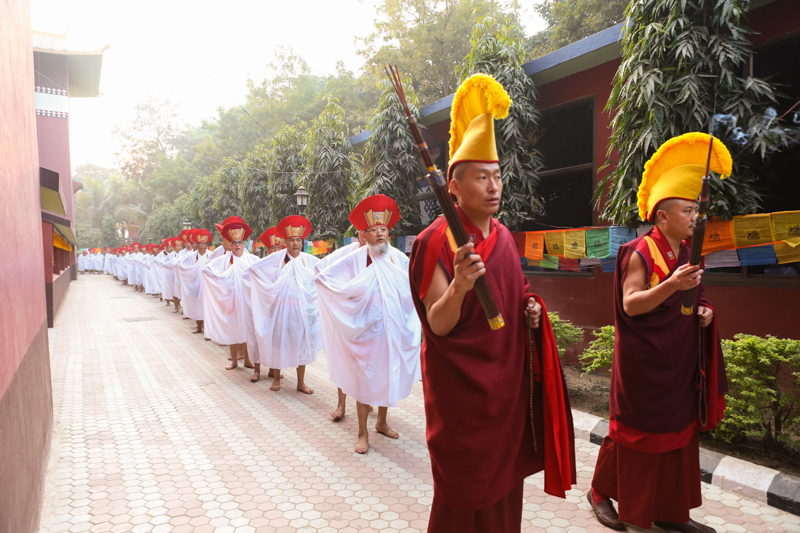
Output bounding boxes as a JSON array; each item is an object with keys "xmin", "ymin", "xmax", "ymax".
[{"xmin": 39, "ymin": 275, "xmax": 797, "ymax": 532}]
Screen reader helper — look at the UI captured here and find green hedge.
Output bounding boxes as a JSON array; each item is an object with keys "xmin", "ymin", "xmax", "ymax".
[{"xmin": 548, "ymin": 312, "xmax": 583, "ymax": 357}]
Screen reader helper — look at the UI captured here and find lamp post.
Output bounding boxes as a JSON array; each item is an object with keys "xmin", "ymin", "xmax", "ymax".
[
  {"xmin": 294, "ymin": 186, "xmax": 310, "ymax": 217},
  {"xmin": 182, "ymin": 218, "xmax": 193, "ymax": 231}
]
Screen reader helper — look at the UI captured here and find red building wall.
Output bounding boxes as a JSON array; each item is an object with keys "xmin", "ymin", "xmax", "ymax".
[{"xmin": 0, "ymin": 1, "xmax": 54, "ymax": 531}]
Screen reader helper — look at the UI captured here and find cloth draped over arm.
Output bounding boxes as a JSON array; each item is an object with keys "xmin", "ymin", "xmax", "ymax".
[
  {"xmin": 249, "ymin": 250, "xmax": 322, "ymax": 369},
  {"xmin": 178, "ymin": 251, "xmax": 208, "ymax": 320},
  {"xmin": 315, "ymin": 246, "xmax": 421, "ymax": 407}
]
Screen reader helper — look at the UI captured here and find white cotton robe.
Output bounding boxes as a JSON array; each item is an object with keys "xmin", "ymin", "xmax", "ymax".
[
  {"xmin": 177, "ymin": 250, "xmax": 209, "ymax": 320},
  {"xmin": 249, "ymin": 250, "xmax": 322, "ymax": 370},
  {"xmin": 93, "ymin": 253, "xmax": 105, "ymax": 271},
  {"xmin": 315, "ymin": 246, "xmax": 421, "ymax": 407},
  {"xmin": 156, "ymin": 251, "xmax": 176, "ymax": 299},
  {"xmin": 313, "ymin": 241, "xmax": 361, "ymax": 275},
  {"xmin": 207, "ymin": 246, "xmax": 225, "ymax": 261},
  {"xmin": 202, "ymin": 251, "xmax": 260, "ymax": 354},
  {"xmin": 143, "ymin": 255, "xmax": 157, "ymax": 294},
  {"xmin": 78, "ymin": 254, "xmax": 86, "ymax": 272},
  {"xmin": 116, "ymin": 255, "xmax": 127, "ymax": 280}
]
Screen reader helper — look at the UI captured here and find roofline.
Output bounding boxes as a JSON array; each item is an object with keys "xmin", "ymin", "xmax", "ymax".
[{"xmin": 348, "ymin": 0, "xmax": 781, "ymax": 150}]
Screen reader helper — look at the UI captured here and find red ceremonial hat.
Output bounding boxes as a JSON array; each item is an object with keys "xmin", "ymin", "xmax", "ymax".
[
  {"xmin": 180, "ymin": 229, "xmax": 193, "ymax": 242},
  {"xmin": 348, "ymin": 194, "xmax": 400, "ymax": 231},
  {"xmin": 215, "ymin": 217, "xmax": 244, "ymax": 238},
  {"xmin": 259, "ymin": 227, "xmax": 285, "ymax": 249},
  {"xmin": 276, "ymin": 215, "xmax": 312, "ymax": 240},
  {"xmin": 174, "ymin": 235, "xmax": 184, "ymax": 246},
  {"xmin": 131, "ymin": 241, "xmax": 140, "ymax": 247},
  {"xmin": 220, "ymin": 219, "xmax": 252, "ymax": 242},
  {"xmin": 195, "ymin": 229, "xmax": 212, "ymax": 244},
  {"xmin": 187, "ymin": 228, "xmax": 201, "ymax": 244}
]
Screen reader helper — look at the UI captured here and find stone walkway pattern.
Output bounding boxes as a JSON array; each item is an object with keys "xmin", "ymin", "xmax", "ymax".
[{"xmin": 39, "ymin": 275, "xmax": 799, "ymax": 533}]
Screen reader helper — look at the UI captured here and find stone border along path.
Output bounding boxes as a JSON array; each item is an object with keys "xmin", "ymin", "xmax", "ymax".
[{"xmin": 39, "ymin": 274, "xmax": 800, "ymax": 532}]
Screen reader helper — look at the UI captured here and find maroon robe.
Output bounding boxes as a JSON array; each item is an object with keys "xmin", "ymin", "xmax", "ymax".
[
  {"xmin": 409, "ymin": 209, "xmax": 575, "ymax": 529},
  {"xmin": 592, "ymin": 227, "xmax": 727, "ymax": 528}
]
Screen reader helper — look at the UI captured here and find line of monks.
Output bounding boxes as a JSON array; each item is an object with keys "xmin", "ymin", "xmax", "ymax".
[{"xmin": 94, "ymin": 73, "xmax": 728, "ymax": 533}]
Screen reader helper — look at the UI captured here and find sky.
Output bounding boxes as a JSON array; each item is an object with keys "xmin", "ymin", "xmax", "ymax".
[{"xmin": 30, "ymin": 0, "xmax": 547, "ymax": 171}]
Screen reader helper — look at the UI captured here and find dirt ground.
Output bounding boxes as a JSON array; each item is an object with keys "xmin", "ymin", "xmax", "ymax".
[{"xmin": 562, "ymin": 365, "xmax": 800, "ymax": 477}]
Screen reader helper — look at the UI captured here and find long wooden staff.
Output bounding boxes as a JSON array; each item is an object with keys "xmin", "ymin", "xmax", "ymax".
[
  {"xmin": 681, "ymin": 135, "xmax": 716, "ymax": 316},
  {"xmin": 385, "ymin": 65, "xmax": 505, "ymax": 330}
]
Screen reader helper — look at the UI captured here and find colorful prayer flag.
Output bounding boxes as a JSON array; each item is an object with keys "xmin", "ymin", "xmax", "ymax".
[
  {"xmin": 511, "ymin": 232, "xmax": 526, "ymax": 258},
  {"xmin": 774, "ymin": 238, "xmax": 800, "ymax": 265},
  {"xmin": 585, "ymin": 228, "xmax": 610, "ymax": 259},
  {"xmin": 544, "ymin": 231, "xmax": 566, "ymax": 257},
  {"xmin": 702, "ymin": 218, "xmax": 736, "ymax": 254},
  {"xmin": 564, "ymin": 230, "xmax": 586, "ymax": 259},
  {"xmin": 771, "ymin": 211, "xmax": 800, "ymax": 242},
  {"xmin": 732, "ymin": 214, "xmax": 772, "ymax": 247},
  {"xmin": 609, "ymin": 226, "xmax": 637, "ymax": 258},
  {"xmin": 540, "ymin": 254, "xmax": 560, "ymax": 269},
  {"xmin": 524, "ymin": 232, "xmax": 545, "ymax": 261},
  {"xmin": 737, "ymin": 244, "xmax": 777, "ymax": 266},
  {"xmin": 704, "ymin": 249, "xmax": 740, "ymax": 269}
]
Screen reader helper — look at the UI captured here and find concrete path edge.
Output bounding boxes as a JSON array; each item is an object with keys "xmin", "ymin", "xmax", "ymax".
[{"xmin": 570, "ymin": 408, "xmax": 800, "ymax": 517}]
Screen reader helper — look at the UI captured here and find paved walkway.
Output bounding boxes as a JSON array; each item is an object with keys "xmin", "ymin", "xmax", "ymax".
[{"xmin": 40, "ymin": 275, "xmax": 798, "ymax": 533}]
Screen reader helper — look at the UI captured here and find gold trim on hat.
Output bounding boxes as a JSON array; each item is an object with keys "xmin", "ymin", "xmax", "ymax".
[
  {"xmin": 285, "ymin": 225, "xmax": 306, "ymax": 238},
  {"xmin": 270, "ymin": 235, "xmax": 285, "ymax": 247},
  {"xmin": 197, "ymin": 235, "xmax": 209, "ymax": 243},
  {"xmin": 229, "ymin": 228, "xmax": 244, "ymax": 241},
  {"xmin": 365, "ymin": 209, "xmax": 392, "ymax": 228}
]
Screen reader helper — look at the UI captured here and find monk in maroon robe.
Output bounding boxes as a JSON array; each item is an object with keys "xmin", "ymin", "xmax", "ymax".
[
  {"xmin": 589, "ymin": 199, "xmax": 727, "ymax": 533},
  {"xmin": 409, "ymin": 161, "xmax": 576, "ymax": 532}
]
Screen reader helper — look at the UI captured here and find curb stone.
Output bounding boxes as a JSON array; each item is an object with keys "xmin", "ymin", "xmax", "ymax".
[{"xmin": 571, "ymin": 408, "xmax": 800, "ymax": 517}]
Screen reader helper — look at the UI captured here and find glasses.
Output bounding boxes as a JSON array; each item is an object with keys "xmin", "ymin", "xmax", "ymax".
[
  {"xmin": 366, "ymin": 226, "xmax": 389, "ymax": 235},
  {"xmin": 231, "ymin": 240, "xmax": 245, "ymax": 245}
]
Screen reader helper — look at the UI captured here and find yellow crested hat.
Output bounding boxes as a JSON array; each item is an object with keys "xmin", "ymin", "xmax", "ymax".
[
  {"xmin": 638, "ymin": 132, "xmax": 733, "ymax": 221},
  {"xmin": 447, "ymin": 73, "xmax": 511, "ymax": 180}
]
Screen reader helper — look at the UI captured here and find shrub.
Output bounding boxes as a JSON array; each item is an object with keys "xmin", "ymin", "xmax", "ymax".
[
  {"xmin": 548, "ymin": 312, "xmax": 583, "ymax": 357},
  {"xmin": 713, "ymin": 334, "xmax": 800, "ymax": 449},
  {"xmin": 579, "ymin": 325, "xmax": 615, "ymax": 375}
]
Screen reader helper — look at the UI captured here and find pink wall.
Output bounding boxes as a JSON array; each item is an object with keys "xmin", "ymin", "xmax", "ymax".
[{"xmin": 0, "ymin": 0, "xmax": 47, "ymax": 399}]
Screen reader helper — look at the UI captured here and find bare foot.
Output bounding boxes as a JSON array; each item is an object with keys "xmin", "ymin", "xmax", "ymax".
[
  {"xmin": 270, "ymin": 379, "xmax": 281, "ymax": 392},
  {"xmin": 297, "ymin": 385, "xmax": 314, "ymax": 395},
  {"xmin": 376, "ymin": 424, "xmax": 399, "ymax": 439},
  {"xmin": 267, "ymin": 369, "xmax": 285, "ymax": 378},
  {"xmin": 331, "ymin": 406, "xmax": 345, "ymax": 420},
  {"xmin": 355, "ymin": 434, "xmax": 369, "ymax": 454},
  {"xmin": 192, "ymin": 328, "xmax": 203, "ymax": 334},
  {"xmin": 244, "ymin": 362, "xmax": 254, "ymax": 369},
  {"xmin": 225, "ymin": 363, "xmax": 238, "ymax": 370},
  {"xmin": 250, "ymin": 370, "xmax": 260, "ymax": 382}
]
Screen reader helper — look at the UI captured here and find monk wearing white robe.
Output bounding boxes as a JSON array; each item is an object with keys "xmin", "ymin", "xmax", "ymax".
[
  {"xmin": 78, "ymin": 251, "xmax": 87, "ymax": 274},
  {"xmin": 178, "ymin": 228, "xmax": 212, "ymax": 334},
  {"xmin": 244, "ymin": 227, "xmax": 288, "ymax": 382},
  {"xmin": 202, "ymin": 219, "xmax": 257, "ymax": 371},
  {"xmin": 171, "ymin": 234, "xmax": 191, "ymax": 312},
  {"xmin": 316, "ymin": 195, "xmax": 422, "ymax": 453},
  {"xmin": 314, "ymin": 232, "xmax": 366, "ymax": 419},
  {"xmin": 249, "ymin": 215, "xmax": 320, "ymax": 394}
]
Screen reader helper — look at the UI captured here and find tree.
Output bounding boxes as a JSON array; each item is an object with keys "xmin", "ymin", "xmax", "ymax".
[
  {"xmin": 357, "ymin": 0, "xmax": 525, "ymax": 103},
  {"xmin": 268, "ymin": 122, "xmax": 309, "ymax": 225},
  {"xmin": 304, "ymin": 99, "xmax": 360, "ymax": 240},
  {"xmin": 460, "ymin": 16, "xmax": 544, "ymax": 230},
  {"xmin": 212, "ymin": 160, "xmax": 246, "ymax": 229},
  {"xmin": 527, "ymin": 0, "xmax": 628, "ymax": 58},
  {"xmin": 73, "ymin": 164, "xmax": 120, "ymax": 230},
  {"xmin": 76, "ymin": 220, "xmax": 102, "ymax": 249},
  {"xmin": 361, "ymin": 80, "xmax": 424, "ymax": 235},
  {"xmin": 101, "ymin": 214, "xmax": 122, "ymax": 248},
  {"xmin": 114, "ymin": 97, "xmax": 184, "ymax": 187},
  {"xmin": 596, "ymin": 0, "xmax": 788, "ymax": 226},
  {"xmin": 239, "ymin": 143, "xmax": 274, "ymax": 232},
  {"xmin": 138, "ymin": 202, "xmax": 184, "ymax": 243}
]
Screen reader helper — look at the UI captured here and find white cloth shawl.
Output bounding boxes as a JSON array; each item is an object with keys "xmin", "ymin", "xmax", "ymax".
[
  {"xmin": 156, "ymin": 251, "xmax": 176, "ymax": 299},
  {"xmin": 93, "ymin": 253, "xmax": 104, "ymax": 270},
  {"xmin": 202, "ymin": 251, "xmax": 260, "ymax": 351},
  {"xmin": 207, "ymin": 246, "xmax": 225, "ymax": 261},
  {"xmin": 171, "ymin": 249, "xmax": 188, "ymax": 296},
  {"xmin": 151, "ymin": 251, "xmax": 167, "ymax": 292},
  {"xmin": 178, "ymin": 250, "xmax": 209, "ymax": 320},
  {"xmin": 116, "ymin": 255, "xmax": 127, "ymax": 280},
  {"xmin": 249, "ymin": 250, "xmax": 322, "ymax": 369},
  {"xmin": 143, "ymin": 255, "xmax": 156, "ymax": 294},
  {"xmin": 313, "ymin": 241, "xmax": 361, "ymax": 275},
  {"xmin": 78, "ymin": 254, "xmax": 86, "ymax": 272},
  {"xmin": 315, "ymin": 246, "xmax": 421, "ymax": 407}
]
